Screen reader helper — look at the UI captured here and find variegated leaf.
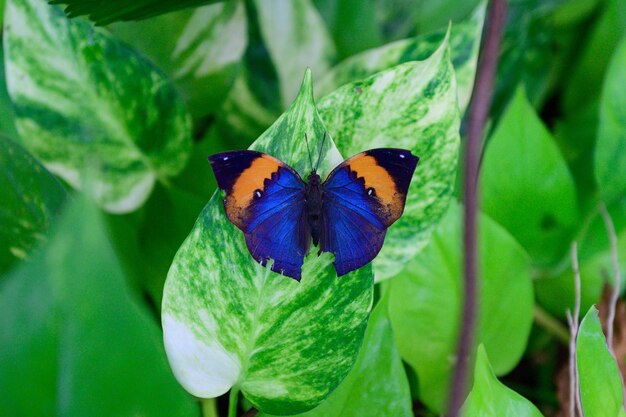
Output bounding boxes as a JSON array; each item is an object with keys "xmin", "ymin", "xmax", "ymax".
[
  {"xmin": 0, "ymin": 136, "xmax": 66, "ymax": 273},
  {"xmin": 317, "ymin": 2, "xmax": 485, "ymax": 113},
  {"xmin": 110, "ymin": 0, "xmax": 247, "ymax": 118},
  {"xmin": 253, "ymin": 0, "xmax": 336, "ymax": 108},
  {"xmin": 3, "ymin": 0, "xmax": 191, "ymax": 213},
  {"xmin": 162, "ymin": 70, "xmax": 374, "ymax": 415},
  {"xmin": 258, "ymin": 297, "xmax": 412, "ymax": 417},
  {"xmin": 318, "ymin": 34, "xmax": 461, "ymax": 281}
]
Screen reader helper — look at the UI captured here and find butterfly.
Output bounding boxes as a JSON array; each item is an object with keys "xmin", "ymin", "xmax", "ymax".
[{"xmin": 208, "ymin": 136, "xmax": 419, "ymax": 281}]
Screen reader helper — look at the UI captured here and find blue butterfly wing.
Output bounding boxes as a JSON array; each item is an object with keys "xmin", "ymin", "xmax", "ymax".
[
  {"xmin": 209, "ymin": 150, "xmax": 309, "ymax": 280},
  {"xmin": 322, "ymin": 148, "xmax": 419, "ymax": 276}
]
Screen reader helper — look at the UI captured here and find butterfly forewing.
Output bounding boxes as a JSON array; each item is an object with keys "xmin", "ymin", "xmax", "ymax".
[
  {"xmin": 321, "ymin": 148, "xmax": 419, "ymax": 276},
  {"xmin": 208, "ymin": 150, "xmax": 309, "ymax": 280}
]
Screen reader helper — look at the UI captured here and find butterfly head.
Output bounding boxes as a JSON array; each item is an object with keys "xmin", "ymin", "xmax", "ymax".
[{"xmin": 307, "ymin": 171, "xmax": 322, "ymax": 186}]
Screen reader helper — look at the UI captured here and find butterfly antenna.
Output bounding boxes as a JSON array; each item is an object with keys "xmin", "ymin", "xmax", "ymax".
[
  {"xmin": 304, "ymin": 133, "xmax": 314, "ymax": 172},
  {"xmin": 314, "ymin": 132, "xmax": 327, "ymax": 172}
]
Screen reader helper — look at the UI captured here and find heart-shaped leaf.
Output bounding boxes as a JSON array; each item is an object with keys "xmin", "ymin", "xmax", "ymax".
[
  {"xmin": 162, "ymin": 71, "xmax": 374, "ymax": 415},
  {"xmin": 480, "ymin": 87, "xmax": 578, "ymax": 266},
  {"xmin": 318, "ymin": 34, "xmax": 461, "ymax": 280},
  {"xmin": 388, "ymin": 201, "xmax": 533, "ymax": 412},
  {"xmin": 595, "ymin": 34, "xmax": 626, "ymax": 203},
  {"xmin": 577, "ymin": 306, "xmax": 626, "ymax": 417},
  {"xmin": 461, "ymin": 345, "xmax": 545, "ymax": 417},
  {"xmin": 3, "ymin": 0, "xmax": 191, "ymax": 213},
  {"xmin": 0, "ymin": 136, "xmax": 66, "ymax": 274},
  {"xmin": 0, "ymin": 195, "xmax": 197, "ymax": 417}
]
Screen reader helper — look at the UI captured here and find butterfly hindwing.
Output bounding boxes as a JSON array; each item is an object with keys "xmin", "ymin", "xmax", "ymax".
[
  {"xmin": 322, "ymin": 148, "xmax": 419, "ymax": 276},
  {"xmin": 209, "ymin": 150, "xmax": 309, "ymax": 280}
]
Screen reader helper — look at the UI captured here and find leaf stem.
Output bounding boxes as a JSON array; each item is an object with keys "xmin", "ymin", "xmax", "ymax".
[
  {"xmin": 567, "ymin": 242, "xmax": 582, "ymax": 417},
  {"xmin": 598, "ymin": 202, "xmax": 621, "ymax": 351},
  {"xmin": 228, "ymin": 386, "xmax": 240, "ymax": 417},
  {"xmin": 446, "ymin": 1, "xmax": 507, "ymax": 416},
  {"xmin": 533, "ymin": 304, "xmax": 570, "ymax": 345}
]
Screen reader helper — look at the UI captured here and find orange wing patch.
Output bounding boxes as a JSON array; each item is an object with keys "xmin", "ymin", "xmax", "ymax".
[
  {"xmin": 347, "ymin": 154, "xmax": 404, "ymax": 225},
  {"xmin": 225, "ymin": 155, "xmax": 281, "ymax": 228}
]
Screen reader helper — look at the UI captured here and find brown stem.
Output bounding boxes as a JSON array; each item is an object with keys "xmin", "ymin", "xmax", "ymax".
[
  {"xmin": 241, "ymin": 408, "xmax": 259, "ymax": 417},
  {"xmin": 445, "ymin": 1, "xmax": 507, "ymax": 416}
]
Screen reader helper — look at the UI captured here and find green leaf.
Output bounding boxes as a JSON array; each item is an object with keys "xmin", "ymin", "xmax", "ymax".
[
  {"xmin": 260, "ymin": 297, "xmax": 412, "ymax": 417},
  {"xmin": 0, "ymin": 195, "xmax": 198, "ymax": 417},
  {"xmin": 317, "ymin": 3, "xmax": 484, "ymax": 114},
  {"xmin": 0, "ymin": 47, "xmax": 19, "ymax": 141},
  {"xmin": 4, "ymin": 0, "xmax": 192, "ymax": 213},
  {"xmin": 318, "ymin": 34, "xmax": 461, "ymax": 280},
  {"xmin": 162, "ymin": 71, "xmax": 374, "ymax": 415},
  {"xmin": 254, "ymin": 0, "xmax": 336, "ymax": 108},
  {"xmin": 313, "ymin": 0, "xmax": 383, "ymax": 59},
  {"xmin": 577, "ymin": 306, "xmax": 626, "ymax": 417},
  {"xmin": 535, "ymin": 201, "xmax": 626, "ymax": 319},
  {"xmin": 480, "ymin": 87, "xmax": 578, "ymax": 266},
  {"xmin": 0, "ymin": 136, "xmax": 66, "ymax": 273},
  {"xmin": 461, "ymin": 345, "xmax": 545, "ymax": 417},
  {"xmin": 51, "ymin": 0, "xmax": 223, "ymax": 25},
  {"xmin": 562, "ymin": 0, "xmax": 626, "ymax": 115},
  {"xmin": 595, "ymin": 34, "xmax": 626, "ymax": 203},
  {"xmin": 110, "ymin": 1, "xmax": 247, "ymax": 118},
  {"xmin": 412, "ymin": 0, "xmax": 481, "ymax": 34},
  {"xmin": 388, "ymin": 201, "xmax": 534, "ymax": 412}
]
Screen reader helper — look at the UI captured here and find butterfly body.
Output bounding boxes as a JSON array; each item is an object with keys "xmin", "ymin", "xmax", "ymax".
[
  {"xmin": 305, "ymin": 171, "xmax": 323, "ymax": 246},
  {"xmin": 209, "ymin": 148, "xmax": 418, "ymax": 280}
]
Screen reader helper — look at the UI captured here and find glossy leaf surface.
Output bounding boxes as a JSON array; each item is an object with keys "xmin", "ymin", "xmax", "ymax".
[
  {"xmin": 162, "ymin": 71, "xmax": 373, "ymax": 415},
  {"xmin": 4, "ymin": 0, "xmax": 191, "ymax": 213}
]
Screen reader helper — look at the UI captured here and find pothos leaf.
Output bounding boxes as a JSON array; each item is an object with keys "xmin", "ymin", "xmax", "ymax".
[
  {"xmin": 4, "ymin": 0, "xmax": 191, "ymax": 213},
  {"xmin": 388, "ymin": 201, "xmax": 534, "ymax": 412},
  {"xmin": 318, "ymin": 33, "xmax": 461, "ymax": 281},
  {"xmin": 576, "ymin": 306, "xmax": 626, "ymax": 417},
  {"xmin": 461, "ymin": 345, "xmax": 545, "ymax": 417},
  {"xmin": 253, "ymin": 0, "xmax": 336, "ymax": 108},
  {"xmin": 162, "ymin": 70, "xmax": 374, "ymax": 415},
  {"xmin": 0, "ymin": 136, "xmax": 66, "ymax": 274},
  {"xmin": 51, "ymin": 0, "xmax": 223, "ymax": 25},
  {"xmin": 258, "ymin": 297, "xmax": 412, "ymax": 417},
  {"xmin": 0, "ymin": 195, "xmax": 197, "ymax": 417},
  {"xmin": 110, "ymin": 1, "xmax": 247, "ymax": 118},
  {"xmin": 595, "ymin": 34, "xmax": 626, "ymax": 203},
  {"xmin": 317, "ymin": 2, "xmax": 485, "ymax": 114}
]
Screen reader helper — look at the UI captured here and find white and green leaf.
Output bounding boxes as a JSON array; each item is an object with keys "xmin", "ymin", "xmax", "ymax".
[
  {"xmin": 3, "ymin": 0, "xmax": 191, "ymax": 213},
  {"xmin": 253, "ymin": 0, "xmax": 336, "ymax": 108},
  {"xmin": 317, "ymin": 2, "xmax": 485, "ymax": 113},
  {"xmin": 0, "ymin": 136, "xmax": 66, "ymax": 273},
  {"xmin": 260, "ymin": 297, "xmax": 412, "ymax": 417},
  {"xmin": 110, "ymin": 1, "xmax": 247, "ymax": 118},
  {"xmin": 162, "ymin": 71, "xmax": 374, "ymax": 415},
  {"xmin": 388, "ymin": 202, "xmax": 534, "ymax": 412},
  {"xmin": 318, "ymin": 34, "xmax": 461, "ymax": 281}
]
